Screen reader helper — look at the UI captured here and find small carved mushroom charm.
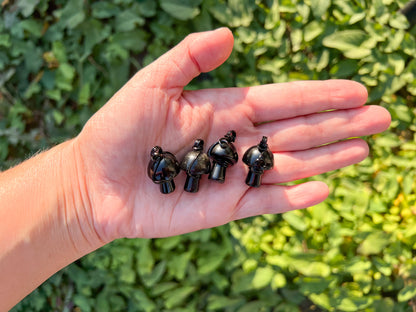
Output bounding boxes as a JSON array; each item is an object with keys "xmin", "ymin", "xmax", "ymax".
[
  {"xmin": 242, "ymin": 136, "xmax": 274, "ymax": 187},
  {"xmin": 207, "ymin": 130, "xmax": 238, "ymax": 183},
  {"xmin": 180, "ymin": 139, "xmax": 211, "ymax": 193},
  {"xmin": 147, "ymin": 146, "xmax": 180, "ymax": 194}
]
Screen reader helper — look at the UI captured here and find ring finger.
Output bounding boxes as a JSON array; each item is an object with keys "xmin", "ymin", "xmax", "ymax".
[
  {"xmin": 262, "ymin": 138, "xmax": 368, "ymax": 184},
  {"xmin": 256, "ymin": 105, "xmax": 390, "ymax": 152}
]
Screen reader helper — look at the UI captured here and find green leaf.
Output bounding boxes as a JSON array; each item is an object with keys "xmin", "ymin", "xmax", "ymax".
[
  {"xmin": 46, "ymin": 89, "xmax": 61, "ymax": 101},
  {"xmin": 337, "ymin": 296, "xmax": 373, "ymax": 311},
  {"xmin": 310, "ymin": 0, "xmax": 331, "ymax": 18},
  {"xmin": 231, "ymin": 270, "xmax": 256, "ymax": 293},
  {"xmin": 343, "ymin": 48, "xmax": 372, "ymax": 59},
  {"xmin": 281, "ymin": 288, "xmax": 305, "ymax": 304},
  {"xmin": 151, "ymin": 282, "xmax": 178, "ymax": 296},
  {"xmin": 330, "ymin": 59, "xmax": 358, "ymax": 78},
  {"xmin": 251, "ymin": 266, "xmax": 274, "ymax": 289},
  {"xmin": 304, "ymin": 20, "xmax": 324, "ymax": 42},
  {"xmin": 131, "ymin": 290, "xmax": 156, "ymax": 312},
  {"xmin": 16, "ymin": 0, "xmax": 40, "ymax": 17},
  {"xmin": 96, "ymin": 293, "xmax": 110, "ymax": 312},
  {"xmin": 19, "ymin": 20, "xmax": 43, "ymax": 38},
  {"xmin": 322, "ymin": 30, "xmax": 372, "ymax": 55},
  {"xmin": 73, "ymin": 294, "xmax": 92, "ymax": 312},
  {"xmin": 163, "ymin": 286, "xmax": 196, "ymax": 309},
  {"xmin": 309, "ymin": 292, "xmax": 332, "ymax": 310},
  {"xmin": 155, "ymin": 236, "xmax": 182, "ymax": 250},
  {"xmin": 0, "ymin": 34, "xmax": 11, "ymax": 48},
  {"xmin": 52, "ymin": 41, "xmax": 67, "ymax": 63},
  {"xmin": 167, "ymin": 251, "xmax": 192, "ymax": 280},
  {"xmin": 237, "ymin": 300, "xmax": 274, "ymax": 312},
  {"xmin": 295, "ymin": 261, "xmax": 331, "ymax": 277},
  {"xmin": 115, "ymin": 10, "xmax": 145, "ymax": 32},
  {"xmin": 283, "ymin": 211, "xmax": 307, "ymax": 231},
  {"xmin": 402, "ymin": 33, "xmax": 416, "ymax": 55},
  {"xmin": 398, "ymin": 285, "xmax": 416, "ymax": 302},
  {"xmin": 264, "ymin": 1, "xmax": 280, "ymax": 29},
  {"xmin": 373, "ymin": 257, "xmax": 392, "ymax": 276},
  {"xmin": 349, "ymin": 12, "xmax": 366, "ymax": 24},
  {"xmin": 315, "ymin": 49, "xmax": 330, "ymax": 72},
  {"xmin": 389, "ymin": 12, "xmax": 409, "ymax": 29},
  {"xmin": 137, "ymin": 0, "xmax": 157, "ymax": 17},
  {"xmin": 141, "ymin": 261, "xmax": 166, "ymax": 287},
  {"xmin": 112, "ymin": 30, "xmax": 148, "ymax": 53},
  {"xmin": 271, "ymin": 273, "xmax": 287, "ymax": 289},
  {"xmin": 197, "ymin": 246, "xmax": 227, "ymax": 275},
  {"xmin": 137, "ymin": 241, "xmax": 154, "ymax": 276},
  {"xmin": 345, "ymin": 258, "xmax": 372, "ymax": 273},
  {"xmin": 208, "ymin": 0, "xmax": 254, "ymax": 27},
  {"xmin": 298, "ymin": 277, "xmax": 331, "ymax": 294},
  {"xmin": 79, "ymin": 19, "xmax": 111, "ymax": 57},
  {"xmin": 59, "ymin": 0, "xmax": 86, "ymax": 29},
  {"xmin": 387, "ymin": 53, "xmax": 405, "ymax": 75},
  {"xmin": 91, "ymin": 2, "xmax": 120, "ymax": 18},
  {"xmin": 56, "ymin": 63, "xmax": 76, "ymax": 91},
  {"xmin": 23, "ymin": 82, "xmax": 41, "ymax": 99},
  {"xmin": 266, "ymin": 254, "xmax": 290, "ymax": 269},
  {"xmin": 78, "ymin": 83, "xmax": 90, "ymax": 105},
  {"xmin": 207, "ymin": 295, "xmax": 245, "ymax": 310},
  {"xmin": 357, "ymin": 231, "xmax": 390, "ymax": 255},
  {"xmin": 160, "ymin": 0, "xmax": 202, "ymax": 20},
  {"xmin": 52, "ymin": 109, "xmax": 65, "ymax": 125}
]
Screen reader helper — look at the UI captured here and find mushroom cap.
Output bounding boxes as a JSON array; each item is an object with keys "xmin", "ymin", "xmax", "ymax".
[
  {"xmin": 148, "ymin": 150, "xmax": 180, "ymax": 184},
  {"xmin": 242, "ymin": 146, "xmax": 274, "ymax": 171},
  {"xmin": 207, "ymin": 141, "xmax": 238, "ymax": 165},
  {"xmin": 180, "ymin": 150, "xmax": 211, "ymax": 176}
]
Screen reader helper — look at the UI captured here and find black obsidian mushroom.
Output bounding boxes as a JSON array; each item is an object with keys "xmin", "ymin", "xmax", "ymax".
[
  {"xmin": 180, "ymin": 139, "xmax": 211, "ymax": 193},
  {"xmin": 242, "ymin": 136, "xmax": 274, "ymax": 187},
  {"xmin": 207, "ymin": 130, "xmax": 238, "ymax": 183},
  {"xmin": 147, "ymin": 146, "xmax": 180, "ymax": 194}
]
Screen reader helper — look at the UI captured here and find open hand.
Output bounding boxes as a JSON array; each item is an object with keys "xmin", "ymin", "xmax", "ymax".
[{"xmin": 74, "ymin": 28, "xmax": 391, "ymax": 242}]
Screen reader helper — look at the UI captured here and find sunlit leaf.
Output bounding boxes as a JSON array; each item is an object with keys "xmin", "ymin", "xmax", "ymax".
[
  {"xmin": 160, "ymin": 0, "xmax": 202, "ymax": 21},
  {"xmin": 323, "ymin": 30, "xmax": 372, "ymax": 51},
  {"xmin": 357, "ymin": 231, "xmax": 391, "ymax": 255},
  {"xmin": 310, "ymin": 0, "xmax": 331, "ymax": 18},
  {"xmin": 397, "ymin": 285, "xmax": 416, "ymax": 302}
]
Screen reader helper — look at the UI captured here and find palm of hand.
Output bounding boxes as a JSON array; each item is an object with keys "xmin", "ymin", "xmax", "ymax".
[{"xmin": 74, "ymin": 28, "xmax": 390, "ymax": 242}]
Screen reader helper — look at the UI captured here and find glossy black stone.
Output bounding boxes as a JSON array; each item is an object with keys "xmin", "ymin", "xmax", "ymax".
[
  {"xmin": 180, "ymin": 139, "xmax": 211, "ymax": 193},
  {"xmin": 207, "ymin": 130, "xmax": 238, "ymax": 183},
  {"xmin": 242, "ymin": 136, "xmax": 274, "ymax": 187},
  {"xmin": 147, "ymin": 146, "xmax": 180, "ymax": 194}
]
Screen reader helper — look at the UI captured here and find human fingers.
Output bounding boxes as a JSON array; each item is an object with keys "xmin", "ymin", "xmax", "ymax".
[
  {"xmin": 256, "ymin": 105, "xmax": 391, "ymax": 151},
  {"xmin": 245, "ymin": 79, "xmax": 369, "ymax": 123},
  {"xmin": 184, "ymin": 80, "xmax": 369, "ymax": 125},
  {"xmin": 230, "ymin": 181, "xmax": 329, "ymax": 220},
  {"xmin": 262, "ymin": 139, "xmax": 368, "ymax": 184}
]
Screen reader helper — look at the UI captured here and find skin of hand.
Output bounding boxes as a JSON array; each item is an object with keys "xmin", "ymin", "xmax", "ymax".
[
  {"xmin": 73, "ymin": 27, "xmax": 391, "ymax": 243},
  {"xmin": 0, "ymin": 28, "xmax": 391, "ymax": 310}
]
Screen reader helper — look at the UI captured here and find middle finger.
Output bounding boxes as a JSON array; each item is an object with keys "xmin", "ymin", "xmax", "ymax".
[{"xmin": 256, "ymin": 105, "xmax": 390, "ymax": 151}]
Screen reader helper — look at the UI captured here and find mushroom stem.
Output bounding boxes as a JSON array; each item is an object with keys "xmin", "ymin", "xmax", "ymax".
[
  {"xmin": 209, "ymin": 162, "xmax": 226, "ymax": 183},
  {"xmin": 160, "ymin": 180, "xmax": 176, "ymax": 194},
  {"xmin": 245, "ymin": 168, "xmax": 262, "ymax": 187},
  {"xmin": 184, "ymin": 175, "xmax": 201, "ymax": 193}
]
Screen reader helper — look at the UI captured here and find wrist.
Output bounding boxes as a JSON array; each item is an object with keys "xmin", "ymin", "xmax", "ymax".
[
  {"xmin": 57, "ymin": 139, "xmax": 107, "ymax": 255},
  {"xmin": 0, "ymin": 140, "xmax": 105, "ymax": 310}
]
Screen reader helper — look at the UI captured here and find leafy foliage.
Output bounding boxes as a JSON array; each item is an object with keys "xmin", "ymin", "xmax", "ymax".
[{"xmin": 1, "ymin": 0, "xmax": 416, "ymax": 311}]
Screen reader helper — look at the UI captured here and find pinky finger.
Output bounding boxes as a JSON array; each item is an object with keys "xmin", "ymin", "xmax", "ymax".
[{"xmin": 231, "ymin": 181, "xmax": 329, "ymax": 220}]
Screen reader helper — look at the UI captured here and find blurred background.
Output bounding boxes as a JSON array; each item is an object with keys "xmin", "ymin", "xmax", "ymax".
[{"xmin": 1, "ymin": 0, "xmax": 416, "ymax": 311}]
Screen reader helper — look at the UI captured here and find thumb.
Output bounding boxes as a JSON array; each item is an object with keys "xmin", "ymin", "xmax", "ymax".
[{"xmin": 139, "ymin": 27, "xmax": 234, "ymax": 92}]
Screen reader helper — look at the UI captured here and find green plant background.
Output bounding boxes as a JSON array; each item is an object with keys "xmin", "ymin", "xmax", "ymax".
[{"xmin": 1, "ymin": 0, "xmax": 416, "ymax": 311}]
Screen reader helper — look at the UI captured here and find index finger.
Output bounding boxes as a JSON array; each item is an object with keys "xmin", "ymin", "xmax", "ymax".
[{"xmin": 244, "ymin": 79, "xmax": 368, "ymax": 123}]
